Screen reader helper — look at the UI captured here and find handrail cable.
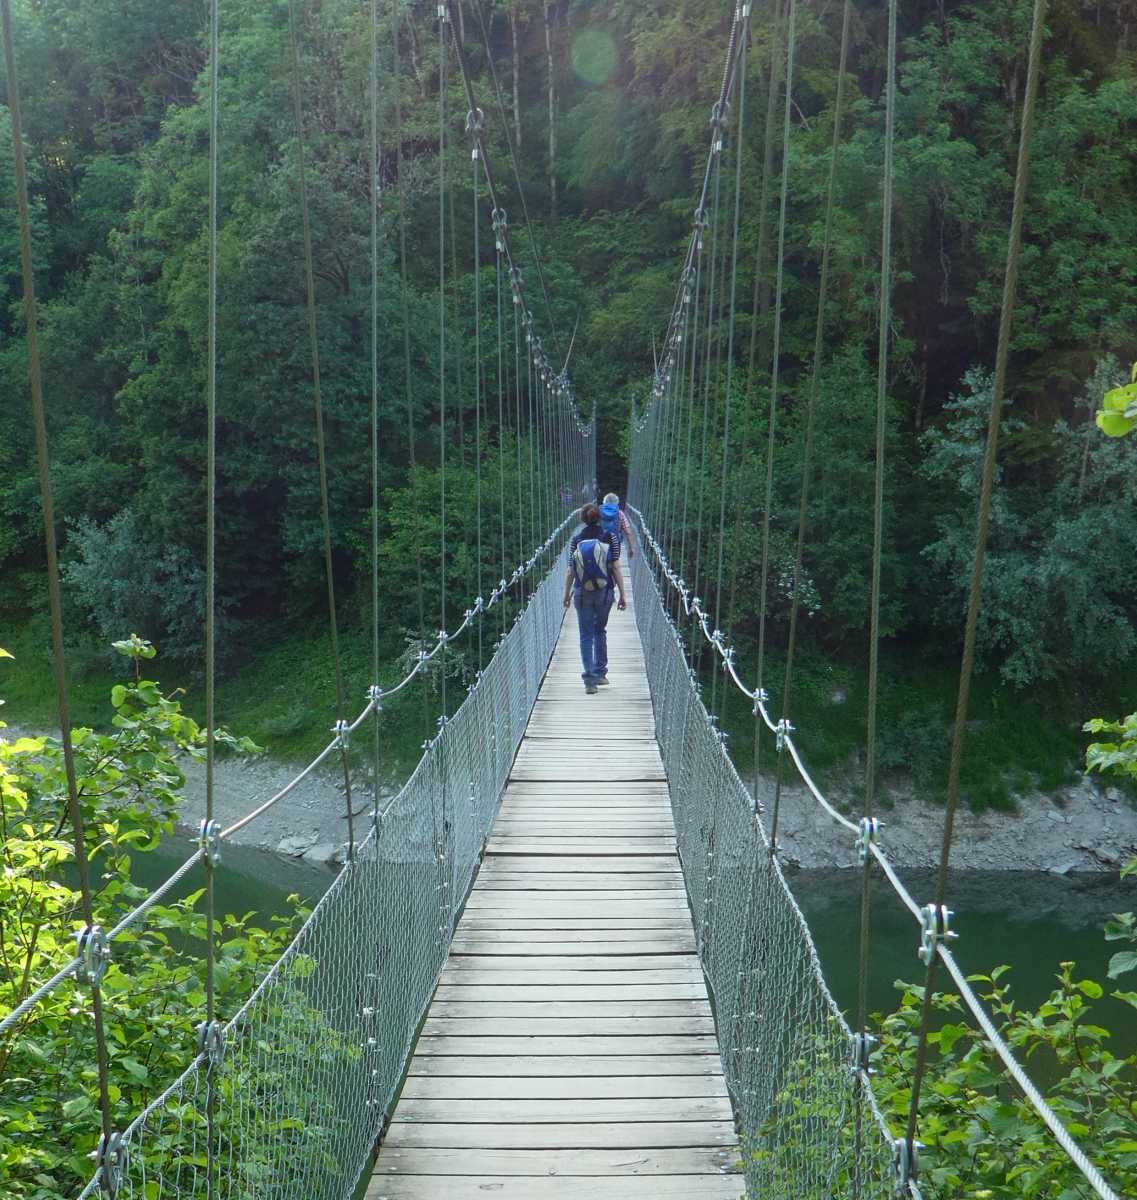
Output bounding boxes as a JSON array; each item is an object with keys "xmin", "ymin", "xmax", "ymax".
[
  {"xmin": 0, "ymin": 0, "xmax": 117, "ymax": 1176},
  {"xmin": 285, "ymin": 0, "xmax": 356, "ymax": 860}
]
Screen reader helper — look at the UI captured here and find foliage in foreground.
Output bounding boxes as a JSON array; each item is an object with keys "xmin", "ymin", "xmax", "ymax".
[
  {"xmin": 0, "ymin": 642, "xmax": 302, "ymax": 1199},
  {"xmin": 874, "ymin": 961, "xmax": 1137, "ymax": 1199}
]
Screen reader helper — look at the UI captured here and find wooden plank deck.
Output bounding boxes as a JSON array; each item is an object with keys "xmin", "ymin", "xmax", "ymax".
[{"xmin": 368, "ymin": 588, "xmax": 743, "ymax": 1198}]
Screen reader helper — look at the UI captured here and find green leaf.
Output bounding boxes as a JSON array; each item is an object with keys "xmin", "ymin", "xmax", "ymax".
[
  {"xmin": 110, "ymin": 684, "xmax": 127, "ymax": 708},
  {"xmin": 1101, "ymin": 380, "xmax": 1137, "ymax": 412},
  {"xmin": 1095, "ymin": 409, "xmax": 1137, "ymax": 437},
  {"xmin": 1107, "ymin": 950, "xmax": 1137, "ymax": 980},
  {"xmin": 0, "ymin": 648, "xmax": 13, "ymax": 659},
  {"xmin": 1076, "ymin": 978, "xmax": 1104, "ymax": 998}
]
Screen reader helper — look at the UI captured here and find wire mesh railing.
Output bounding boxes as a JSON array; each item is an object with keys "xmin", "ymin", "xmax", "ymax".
[
  {"xmin": 73, "ymin": 549, "xmax": 570, "ymax": 1199},
  {"xmin": 627, "ymin": 536, "xmax": 897, "ymax": 1198}
]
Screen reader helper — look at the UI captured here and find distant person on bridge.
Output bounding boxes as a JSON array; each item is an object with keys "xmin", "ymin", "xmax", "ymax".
[
  {"xmin": 601, "ymin": 492, "xmax": 636, "ymax": 561},
  {"xmin": 564, "ymin": 502, "xmax": 626, "ymax": 694}
]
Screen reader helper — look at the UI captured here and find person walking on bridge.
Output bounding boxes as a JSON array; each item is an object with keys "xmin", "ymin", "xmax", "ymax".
[
  {"xmin": 564, "ymin": 503, "xmax": 626, "ymax": 694},
  {"xmin": 600, "ymin": 492, "xmax": 637, "ymax": 562}
]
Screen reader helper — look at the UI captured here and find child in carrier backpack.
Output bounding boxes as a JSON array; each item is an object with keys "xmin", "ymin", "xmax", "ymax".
[
  {"xmin": 563, "ymin": 503, "xmax": 627, "ymax": 694},
  {"xmin": 601, "ymin": 492, "xmax": 637, "ymax": 561}
]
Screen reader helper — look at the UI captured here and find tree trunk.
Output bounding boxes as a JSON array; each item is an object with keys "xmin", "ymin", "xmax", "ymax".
[
  {"xmin": 510, "ymin": 7, "xmax": 522, "ymax": 149},
  {"xmin": 544, "ymin": 2, "xmax": 557, "ymax": 221}
]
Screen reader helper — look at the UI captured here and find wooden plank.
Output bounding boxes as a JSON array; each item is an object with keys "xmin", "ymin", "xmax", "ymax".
[
  {"xmin": 406, "ymin": 1054, "xmax": 725, "ymax": 1078},
  {"xmin": 427, "ymin": 1000, "xmax": 711, "ymax": 1018},
  {"xmin": 412, "ymin": 1036, "xmax": 720, "ymax": 1056},
  {"xmin": 479, "ymin": 856, "xmax": 676, "ymax": 871},
  {"xmin": 432, "ymin": 985, "xmax": 711, "ymax": 1002},
  {"xmin": 368, "ymin": 1176, "xmax": 742, "ymax": 1198},
  {"xmin": 393, "ymin": 1096, "xmax": 732, "ymax": 1123},
  {"xmin": 465, "ymin": 890, "xmax": 688, "ymax": 905},
  {"xmin": 452, "ymin": 927, "xmax": 693, "ymax": 942},
  {"xmin": 485, "ymin": 841, "xmax": 676, "ymax": 855},
  {"xmin": 437, "ymin": 970, "xmax": 704, "ymax": 988},
  {"xmin": 450, "ymin": 943, "xmax": 695, "ymax": 958},
  {"xmin": 380, "ymin": 1122, "xmax": 737, "ymax": 1150},
  {"xmin": 371, "ymin": 1145, "xmax": 737, "ymax": 1175},
  {"xmin": 399, "ymin": 1074, "xmax": 727, "ymax": 1100},
  {"xmin": 419, "ymin": 1017, "xmax": 715, "ymax": 1037}
]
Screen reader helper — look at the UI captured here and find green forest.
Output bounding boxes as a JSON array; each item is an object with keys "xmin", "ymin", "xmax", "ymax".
[
  {"xmin": 4, "ymin": 0, "xmax": 1137, "ymax": 802},
  {"xmin": 4, "ymin": 2, "xmax": 1137, "ymax": 1197}
]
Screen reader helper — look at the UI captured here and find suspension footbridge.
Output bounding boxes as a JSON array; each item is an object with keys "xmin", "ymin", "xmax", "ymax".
[
  {"xmin": 369, "ymin": 584, "xmax": 743, "ymax": 1198},
  {"xmin": 1, "ymin": 0, "xmax": 1128, "ymax": 1197}
]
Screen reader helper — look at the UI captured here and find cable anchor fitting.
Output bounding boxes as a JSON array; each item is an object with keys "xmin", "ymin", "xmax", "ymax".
[
  {"xmin": 367, "ymin": 684, "xmax": 384, "ymax": 712},
  {"xmin": 856, "ymin": 816, "xmax": 880, "ymax": 865},
  {"xmin": 75, "ymin": 925, "xmax": 111, "ymax": 987},
  {"xmin": 196, "ymin": 1018, "xmax": 225, "ymax": 1070},
  {"xmin": 95, "ymin": 1130, "xmax": 125, "ymax": 1196},
  {"xmin": 918, "ymin": 902, "xmax": 958, "ymax": 965},
  {"xmin": 199, "ymin": 818, "xmax": 222, "ymax": 867},
  {"xmin": 332, "ymin": 719, "xmax": 350, "ymax": 751},
  {"xmin": 775, "ymin": 719, "xmax": 794, "ymax": 753},
  {"xmin": 436, "ymin": 3, "xmax": 448, "ymax": 21},
  {"xmin": 852, "ymin": 1031, "xmax": 878, "ymax": 1076},
  {"xmin": 752, "ymin": 687, "xmax": 769, "ymax": 716},
  {"xmin": 891, "ymin": 1137, "xmax": 922, "ymax": 1197},
  {"xmin": 491, "ymin": 208, "xmax": 508, "ymax": 253}
]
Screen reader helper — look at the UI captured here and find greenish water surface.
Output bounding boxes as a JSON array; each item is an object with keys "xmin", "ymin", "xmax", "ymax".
[{"xmin": 788, "ymin": 868, "xmax": 1137, "ymax": 1056}]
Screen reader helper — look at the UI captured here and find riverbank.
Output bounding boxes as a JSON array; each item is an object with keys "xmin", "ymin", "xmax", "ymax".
[
  {"xmin": 8, "ymin": 721, "xmax": 1135, "ymax": 872},
  {"xmin": 763, "ymin": 773, "xmax": 1137, "ymax": 873}
]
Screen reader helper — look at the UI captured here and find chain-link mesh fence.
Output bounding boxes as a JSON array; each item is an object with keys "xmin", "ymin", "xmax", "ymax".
[
  {"xmin": 78, "ymin": 557, "xmax": 568, "ymax": 1200},
  {"xmin": 629, "ymin": 539, "xmax": 896, "ymax": 1199}
]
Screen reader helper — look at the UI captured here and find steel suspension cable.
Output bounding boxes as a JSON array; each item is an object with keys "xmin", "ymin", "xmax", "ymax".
[
  {"xmin": 438, "ymin": 5, "xmax": 450, "ymax": 720},
  {"xmin": 393, "ymin": 7, "xmax": 426, "ymax": 641},
  {"xmin": 759, "ymin": 0, "xmax": 797, "ymax": 850},
  {"xmin": 902, "ymin": 2, "xmax": 1069, "ymax": 1192},
  {"xmin": 368, "ymin": 0, "xmax": 382, "ymax": 846},
  {"xmin": 286, "ymin": 0, "xmax": 356, "ymax": 860},
  {"xmin": 202, "ymin": 0, "xmax": 222, "ymax": 1187},
  {"xmin": 2, "ymin": 0, "xmax": 119, "ymax": 1182},
  {"xmin": 473, "ymin": 143, "xmax": 484, "ymax": 670},
  {"xmin": 712, "ymin": 7, "xmax": 751, "ymax": 721}
]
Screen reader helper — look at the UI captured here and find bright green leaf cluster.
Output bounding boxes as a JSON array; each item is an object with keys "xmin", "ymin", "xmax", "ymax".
[{"xmin": 1097, "ymin": 363, "xmax": 1137, "ymax": 438}]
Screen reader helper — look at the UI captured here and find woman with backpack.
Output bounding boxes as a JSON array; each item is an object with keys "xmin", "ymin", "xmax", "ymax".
[{"xmin": 563, "ymin": 503, "xmax": 627, "ymax": 694}]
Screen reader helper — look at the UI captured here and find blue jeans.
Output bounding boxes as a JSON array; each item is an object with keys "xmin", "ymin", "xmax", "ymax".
[{"xmin": 574, "ymin": 588, "xmax": 614, "ymax": 684}]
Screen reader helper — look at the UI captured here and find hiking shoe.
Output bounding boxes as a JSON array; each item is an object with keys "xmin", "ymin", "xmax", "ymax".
[
  {"xmin": 595, "ymin": 676, "xmax": 610, "ymax": 686},
  {"xmin": 585, "ymin": 683, "xmax": 598, "ymax": 695}
]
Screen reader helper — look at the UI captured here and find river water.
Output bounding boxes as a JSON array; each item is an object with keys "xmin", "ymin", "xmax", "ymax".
[{"xmin": 788, "ymin": 868, "xmax": 1137, "ymax": 1056}]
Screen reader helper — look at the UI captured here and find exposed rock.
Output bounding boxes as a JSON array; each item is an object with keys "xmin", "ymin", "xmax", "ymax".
[
  {"xmin": 303, "ymin": 842, "xmax": 340, "ymax": 866},
  {"xmin": 276, "ymin": 832, "xmax": 319, "ymax": 857}
]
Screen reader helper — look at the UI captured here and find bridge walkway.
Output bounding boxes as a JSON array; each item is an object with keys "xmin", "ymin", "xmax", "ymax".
[{"xmin": 368, "ymin": 587, "xmax": 743, "ymax": 1197}]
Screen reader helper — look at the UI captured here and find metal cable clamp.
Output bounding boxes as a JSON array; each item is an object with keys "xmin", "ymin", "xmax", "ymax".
[
  {"xmin": 891, "ymin": 1137, "xmax": 922, "ymax": 1196},
  {"xmin": 367, "ymin": 684, "xmax": 384, "ymax": 712},
  {"xmin": 856, "ymin": 816, "xmax": 880, "ymax": 864},
  {"xmin": 332, "ymin": 719, "xmax": 350, "ymax": 751},
  {"xmin": 775, "ymin": 718, "xmax": 794, "ymax": 753},
  {"xmin": 199, "ymin": 818, "xmax": 222, "ymax": 867},
  {"xmin": 752, "ymin": 687, "xmax": 769, "ymax": 716},
  {"xmin": 490, "ymin": 208, "xmax": 508, "ymax": 253},
  {"xmin": 918, "ymin": 902, "xmax": 958, "ymax": 965},
  {"xmin": 196, "ymin": 1018, "xmax": 225, "ymax": 1069},
  {"xmin": 852, "ymin": 1031, "xmax": 878, "ymax": 1076},
  {"xmin": 96, "ymin": 1130, "xmax": 125, "ymax": 1196},
  {"xmin": 76, "ymin": 925, "xmax": 111, "ymax": 987}
]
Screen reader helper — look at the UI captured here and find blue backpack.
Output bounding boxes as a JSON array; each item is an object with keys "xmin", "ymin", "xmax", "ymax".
[
  {"xmin": 571, "ymin": 538, "xmax": 612, "ymax": 592},
  {"xmin": 599, "ymin": 502, "xmax": 621, "ymax": 540}
]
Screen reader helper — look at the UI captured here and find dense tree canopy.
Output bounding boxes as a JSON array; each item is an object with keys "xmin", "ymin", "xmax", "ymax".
[{"xmin": 2, "ymin": 0, "xmax": 1137, "ymax": 785}]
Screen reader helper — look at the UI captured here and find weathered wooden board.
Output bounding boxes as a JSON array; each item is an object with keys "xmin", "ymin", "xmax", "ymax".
[
  {"xmin": 399, "ymin": 1073, "xmax": 726, "ymax": 1099},
  {"xmin": 367, "ymin": 1171, "xmax": 744, "ymax": 1199},
  {"xmin": 381, "ymin": 1121, "xmax": 737, "ymax": 1150},
  {"xmin": 371, "ymin": 1145, "xmax": 736, "ymax": 1174}
]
